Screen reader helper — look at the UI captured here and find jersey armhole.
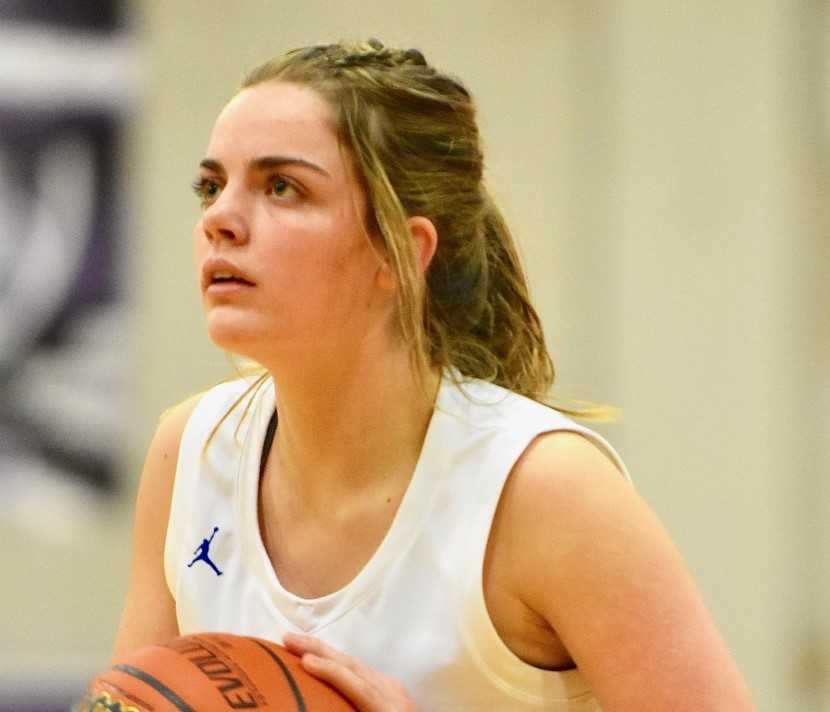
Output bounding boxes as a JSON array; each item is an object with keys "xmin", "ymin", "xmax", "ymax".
[
  {"xmin": 459, "ymin": 422, "xmax": 627, "ymax": 706},
  {"xmin": 558, "ymin": 425, "xmax": 631, "ymax": 484}
]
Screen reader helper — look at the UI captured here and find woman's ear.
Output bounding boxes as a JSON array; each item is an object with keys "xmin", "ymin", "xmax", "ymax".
[
  {"xmin": 407, "ymin": 215, "xmax": 438, "ymax": 274},
  {"xmin": 375, "ymin": 216, "xmax": 438, "ymax": 292}
]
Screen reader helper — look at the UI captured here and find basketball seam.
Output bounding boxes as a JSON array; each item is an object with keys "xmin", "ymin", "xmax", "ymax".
[
  {"xmin": 111, "ymin": 664, "xmax": 196, "ymax": 712},
  {"xmin": 252, "ymin": 640, "xmax": 308, "ymax": 712}
]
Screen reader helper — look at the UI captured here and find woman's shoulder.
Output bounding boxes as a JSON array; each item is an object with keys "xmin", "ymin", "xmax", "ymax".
[
  {"xmin": 496, "ymin": 429, "xmax": 755, "ymax": 709},
  {"xmin": 492, "ymin": 425, "xmax": 635, "ymax": 576},
  {"xmin": 140, "ymin": 392, "xmax": 207, "ymax": 492}
]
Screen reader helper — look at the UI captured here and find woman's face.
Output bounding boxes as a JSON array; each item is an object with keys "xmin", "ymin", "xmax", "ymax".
[{"xmin": 193, "ymin": 81, "xmax": 390, "ymax": 361}]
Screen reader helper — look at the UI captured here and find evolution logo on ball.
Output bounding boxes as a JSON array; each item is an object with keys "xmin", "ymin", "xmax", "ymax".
[{"xmin": 165, "ymin": 636, "xmax": 266, "ymax": 709}]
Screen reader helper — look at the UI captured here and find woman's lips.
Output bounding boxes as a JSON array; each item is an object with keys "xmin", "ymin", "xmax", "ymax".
[
  {"xmin": 201, "ymin": 257, "xmax": 256, "ymax": 292},
  {"xmin": 205, "ymin": 278, "xmax": 255, "ymax": 296}
]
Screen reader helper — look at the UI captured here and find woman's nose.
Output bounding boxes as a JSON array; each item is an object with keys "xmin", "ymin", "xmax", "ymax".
[{"xmin": 201, "ymin": 193, "xmax": 250, "ymax": 245}]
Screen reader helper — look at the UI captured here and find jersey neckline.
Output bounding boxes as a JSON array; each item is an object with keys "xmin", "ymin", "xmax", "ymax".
[{"xmin": 236, "ymin": 372, "xmax": 456, "ymax": 633}]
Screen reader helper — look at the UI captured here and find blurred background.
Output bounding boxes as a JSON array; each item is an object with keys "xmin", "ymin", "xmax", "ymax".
[{"xmin": 0, "ymin": 1, "xmax": 827, "ymax": 710}]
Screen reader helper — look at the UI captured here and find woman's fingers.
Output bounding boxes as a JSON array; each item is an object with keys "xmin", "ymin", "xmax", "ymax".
[
  {"xmin": 282, "ymin": 633, "xmax": 415, "ymax": 712},
  {"xmin": 301, "ymin": 653, "xmax": 386, "ymax": 711},
  {"xmin": 284, "ymin": 632, "xmax": 367, "ymax": 674}
]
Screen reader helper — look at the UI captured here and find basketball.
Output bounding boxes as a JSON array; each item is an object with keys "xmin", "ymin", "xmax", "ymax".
[{"xmin": 78, "ymin": 632, "xmax": 356, "ymax": 711}]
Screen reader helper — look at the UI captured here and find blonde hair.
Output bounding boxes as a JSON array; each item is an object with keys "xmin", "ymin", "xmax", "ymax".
[{"xmin": 217, "ymin": 39, "xmax": 613, "ymax": 421}]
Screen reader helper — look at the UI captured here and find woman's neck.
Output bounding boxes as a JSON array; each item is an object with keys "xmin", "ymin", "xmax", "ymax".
[{"xmin": 259, "ymin": 344, "xmax": 440, "ymax": 515}]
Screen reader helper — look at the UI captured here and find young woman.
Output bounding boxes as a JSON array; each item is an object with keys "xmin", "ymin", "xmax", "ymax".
[{"xmin": 114, "ymin": 40, "xmax": 755, "ymax": 711}]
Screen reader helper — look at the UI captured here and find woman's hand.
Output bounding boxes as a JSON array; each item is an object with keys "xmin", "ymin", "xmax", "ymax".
[{"xmin": 282, "ymin": 633, "xmax": 416, "ymax": 712}]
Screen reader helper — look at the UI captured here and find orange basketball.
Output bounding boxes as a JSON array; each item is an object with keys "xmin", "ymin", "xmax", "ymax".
[{"xmin": 78, "ymin": 632, "xmax": 356, "ymax": 711}]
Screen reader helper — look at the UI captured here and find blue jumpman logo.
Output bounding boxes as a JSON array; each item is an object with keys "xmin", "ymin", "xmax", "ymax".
[{"xmin": 187, "ymin": 526, "xmax": 223, "ymax": 576}]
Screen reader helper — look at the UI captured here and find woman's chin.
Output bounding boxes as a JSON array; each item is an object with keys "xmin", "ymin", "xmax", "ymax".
[{"xmin": 205, "ymin": 318, "xmax": 264, "ymax": 355}]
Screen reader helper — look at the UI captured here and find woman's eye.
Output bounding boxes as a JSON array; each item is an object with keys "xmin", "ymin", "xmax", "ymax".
[
  {"xmin": 191, "ymin": 178, "xmax": 222, "ymax": 206},
  {"xmin": 267, "ymin": 176, "xmax": 298, "ymax": 199}
]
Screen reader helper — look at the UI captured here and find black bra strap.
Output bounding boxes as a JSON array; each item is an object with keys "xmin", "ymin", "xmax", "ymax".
[{"xmin": 259, "ymin": 410, "xmax": 278, "ymax": 475}]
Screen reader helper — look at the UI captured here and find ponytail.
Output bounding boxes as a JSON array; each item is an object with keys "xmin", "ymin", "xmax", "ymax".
[{"xmin": 424, "ymin": 189, "xmax": 552, "ymax": 398}]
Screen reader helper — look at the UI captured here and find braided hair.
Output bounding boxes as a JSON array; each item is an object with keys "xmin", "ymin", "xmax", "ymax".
[{"xmin": 238, "ymin": 39, "xmax": 610, "ymax": 418}]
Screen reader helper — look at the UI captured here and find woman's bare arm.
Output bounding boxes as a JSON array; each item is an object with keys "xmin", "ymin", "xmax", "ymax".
[
  {"xmin": 503, "ymin": 431, "xmax": 755, "ymax": 711},
  {"xmin": 111, "ymin": 396, "xmax": 199, "ymax": 659}
]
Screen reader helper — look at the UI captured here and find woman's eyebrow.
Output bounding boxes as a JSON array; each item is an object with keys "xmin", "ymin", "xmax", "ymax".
[
  {"xmin": 198, "ymin": 158, "xmax": 225, "ymax": 175},
  {"xmin": 251, "ymin": 155, "xmax": 331, "ymax": 178},
  {"xmin": 198, "ymin": 156, "xmax": 331, "ymax": 178}
]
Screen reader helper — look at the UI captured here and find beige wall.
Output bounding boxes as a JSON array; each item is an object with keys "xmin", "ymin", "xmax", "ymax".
[{"xmin": 6, "ymin": 2, "xmax": 827, "ymax": 710}]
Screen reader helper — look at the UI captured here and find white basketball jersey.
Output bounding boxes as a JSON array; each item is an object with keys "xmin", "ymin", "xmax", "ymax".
[{"xmin": 165, "ymin": 372, "xmax": 629, "ymax": 711}]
